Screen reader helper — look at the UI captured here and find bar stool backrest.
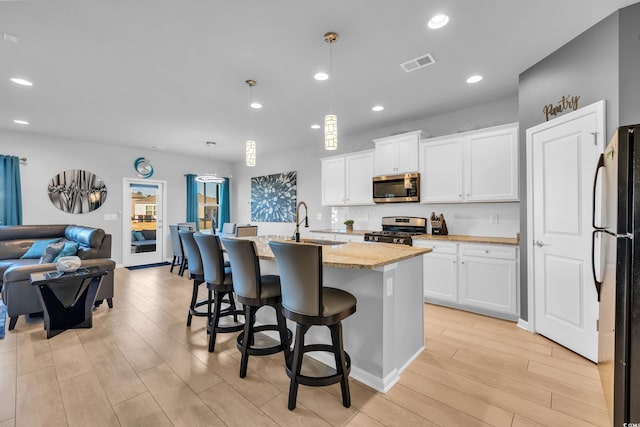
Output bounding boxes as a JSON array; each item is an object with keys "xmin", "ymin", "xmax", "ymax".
[
  {"xmin": 179, "ymin": 230, "xmax": 202, "ymax": 277},
  {"xmin": 169, "ymin": 225, "xmax": 184, "ymax": 258},
  {"xmin": 193, "ymin": 233, "xmax": 228, "ymax": 286},
  {"xmin": 269, "ymin": 241, "xmax": 322, "ymax": 317},
  {"xmin": 221, "ymin": 237, "xmax": 260, "ymax": 299}
]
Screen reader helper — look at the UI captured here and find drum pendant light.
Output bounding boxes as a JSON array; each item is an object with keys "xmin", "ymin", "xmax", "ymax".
[{"xmin": 323, "ymin": 32, "xmax": 339, "ymax": 150}]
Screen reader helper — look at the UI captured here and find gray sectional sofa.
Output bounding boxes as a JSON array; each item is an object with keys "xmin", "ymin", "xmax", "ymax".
[
  {"xmin": 0, "ymin": 224, "xmax": 115, "ymax": 331},
  {"xmin": 131, "ymin": 229, "xmax": 156, "ymax": 253}
]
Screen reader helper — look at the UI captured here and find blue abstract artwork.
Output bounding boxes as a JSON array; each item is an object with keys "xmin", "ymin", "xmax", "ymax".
[{"xmin": 251, "ymin": 171, "xmax": 297, "ymax": 222}]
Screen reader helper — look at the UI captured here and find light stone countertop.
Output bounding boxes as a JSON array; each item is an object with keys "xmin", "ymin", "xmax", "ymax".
[
  {"xmin": 412, "ymin": 234, "xmax": 519, "ymax": 246},
  {"xmin": 238, "ymin": 235, "xmax": 431, "ymax": 270}
]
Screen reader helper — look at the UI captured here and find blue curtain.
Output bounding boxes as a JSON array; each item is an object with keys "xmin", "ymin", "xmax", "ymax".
[
  {"xmin": 0, "ymin": 155, "xmax": 22, "ymax": 226},
  {"xmin": 219, "ymin": 177, "xmax": 230, "ymax": 232},
  {"xmin": 185, "ymin": 174, "xmax": 198, "ymax": 230}
]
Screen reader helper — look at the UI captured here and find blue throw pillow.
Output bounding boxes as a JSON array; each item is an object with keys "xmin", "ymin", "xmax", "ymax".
[
  {"xmin": 53, "ymin": 241, "xmax": 79, "ymax": 262},
  {"xmin": 20, "ymin": 238, "xmax": 62, "ymax": 259},
  {"xmin": 39, "ymin": 241, "xmax": 65, "ymax": 264},
  {"xmin": 133, "ymin": 231, "xmax": 145, "ymax": 241}
]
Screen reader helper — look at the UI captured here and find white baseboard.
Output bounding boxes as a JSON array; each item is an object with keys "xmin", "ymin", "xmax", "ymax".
[{"xmin": 517, "ymin": 318, "xmax": 530, "ymax": 331}]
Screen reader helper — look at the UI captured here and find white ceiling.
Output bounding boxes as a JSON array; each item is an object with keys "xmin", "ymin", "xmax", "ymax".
[{"xmin": 1, "ymin": 0, "xmax": 636, "ymax": 162}]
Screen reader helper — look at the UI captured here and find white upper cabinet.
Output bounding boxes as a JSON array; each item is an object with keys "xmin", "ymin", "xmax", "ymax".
[
  {"xmin": 420, "ymin": 136, "xmax": 463, "ymax": 202},
  {"xmin": 321, "ymin": 156, "xmax": 346, "ymax": 206},
  {"xmin": 465, "ymin": 125, "xmax": 519, "ymax": 202},
  {"xmin": 344, "ymin": 151, "xmax": 374, "ymax": 205},
  {"xmin": 373, "ymin": 130, "xmax": 424, "ymax": 176},
  {"xmin": 321, "ymin": 150, "xmax": 374, "ymax": 206},
  {"xmin": 420, "ymin": 123, "xmax": 519, "ymax": 203}
]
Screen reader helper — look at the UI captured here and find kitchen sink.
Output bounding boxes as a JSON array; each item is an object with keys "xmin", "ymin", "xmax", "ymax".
[{"xmin": 297, "ymin": 238, "xmax": 346, "ymax": 246}]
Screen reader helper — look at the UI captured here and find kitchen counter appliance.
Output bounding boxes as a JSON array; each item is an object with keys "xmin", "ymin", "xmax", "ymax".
[
  {"xmin": 372, "ymin": 173, "xmax": 420, "ymax": 203},
  {"xmin": 364, "ymin": 216, "xmax": 426, "ymax": 245},
  {"xmin": 592, "ymin": 125, "xmax": 640, "ymax": 426}
]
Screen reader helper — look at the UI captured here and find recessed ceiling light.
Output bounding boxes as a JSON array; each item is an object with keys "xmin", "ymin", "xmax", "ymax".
[
  {"xmin": 314, "ymin": 72, "xmax": 329, "ymax": 81},
  {"xmin": 427, "ymin": 14, "xmax": 449, "ymax": 29},
  {"xmin": 13, "ymin": 119, "xmax": 29, "ymax": 125},
  {"xmin": 311, "ymin": 124, "xmax": 321, "ymax": 129},
  {"xmin": 10, "ymin": 78, "xmax": 32, "ymax": 86},
  {"xmin": 466, "ymin": 75, "xmax": 483, "ymax": 84},
  {"xmin": 372, "ymin": 105, "xmax": 384, "ymax": 112},
  {"xmin": 250, "ymin": 102, "xmax": 262, "ymax": 109}
]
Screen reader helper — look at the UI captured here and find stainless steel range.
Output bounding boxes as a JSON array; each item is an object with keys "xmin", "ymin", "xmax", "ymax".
[{"xmin": 364, "ymin": 216, "xmax": 427, "ymax": 246}]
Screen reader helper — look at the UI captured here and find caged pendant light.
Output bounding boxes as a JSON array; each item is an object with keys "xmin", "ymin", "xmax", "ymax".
[
  {"xmin": 323, "ymin": 31, "xmax": 339, "ymax": 150},
  {"xmin": 245, "ymin": 79, "xmax": 257, "ymax": 167}
]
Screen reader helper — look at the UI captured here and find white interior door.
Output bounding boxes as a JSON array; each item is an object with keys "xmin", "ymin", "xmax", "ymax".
[
  {"xmin": 122, "ymin": 178, "xmax": 166, "ymax": 267},
  {"xmin": 527, "ymin": 101, "xmax": 604, "ymax": 362}
]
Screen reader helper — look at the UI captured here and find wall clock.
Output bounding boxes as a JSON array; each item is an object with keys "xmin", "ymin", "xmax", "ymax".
[{"xmin": 134, "ymin": 157, "xmax": 154, "ymax": 178}]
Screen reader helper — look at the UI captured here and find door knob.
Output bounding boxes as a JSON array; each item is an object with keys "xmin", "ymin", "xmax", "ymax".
[{"xmin": 534, "ymin": 240, "xmax": 547, "ymax": 247}]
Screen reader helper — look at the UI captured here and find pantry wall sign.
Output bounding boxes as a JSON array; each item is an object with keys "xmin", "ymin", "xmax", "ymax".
[{"xmin": 543, "ymin": 94, "xmax": 580, "ymax": 121}]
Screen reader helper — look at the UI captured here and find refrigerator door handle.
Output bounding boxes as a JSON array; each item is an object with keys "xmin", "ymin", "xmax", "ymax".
[
  {"xmin": 591, "ymin": 229, "xmax": 604, "ymax": 302},
  {"xmin": 592, "ymin": 153, "xmax": 606, "ymax": 230}
]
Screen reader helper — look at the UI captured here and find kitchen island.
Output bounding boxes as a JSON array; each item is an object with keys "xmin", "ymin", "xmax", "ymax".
[{"xmin": 239, "ymin": 235, "xmax": 431, "ymax": 392}]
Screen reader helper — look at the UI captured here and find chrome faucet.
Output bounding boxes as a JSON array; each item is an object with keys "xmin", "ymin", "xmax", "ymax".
[{"xmin": 293, "ymin": 201, "xmax": 309, "ymax": 242}]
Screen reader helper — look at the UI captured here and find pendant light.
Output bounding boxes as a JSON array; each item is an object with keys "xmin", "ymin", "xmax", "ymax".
[
  {"xmin": 324, "ymin": 31, "xmax": 339, "ymax": 150},
  {"xmin": 245, "ymin": 79, "xmax": 257, "ymax": 167},
  {"xmin": 196, "ymin": 141, "xmax": 225, "ymax": 183}
]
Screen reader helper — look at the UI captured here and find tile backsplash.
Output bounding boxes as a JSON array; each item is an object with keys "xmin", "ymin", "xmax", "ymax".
[{"xmin": 330, "ymin": 202, "xmax": 520, "ymax": 238}]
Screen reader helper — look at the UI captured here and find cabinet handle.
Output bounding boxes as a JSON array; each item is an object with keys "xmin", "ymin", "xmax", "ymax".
[
  {"xmin": 458, "ymin": 194, "xmax": 462, "ymax": 197},
  {"xmin": 485, "ymin": 250, "xmax": 489, "ymax": 254},
  {"xmin": 452, "ymin": 260, "xmax": 456, "ymax": 264},
  {"xmin": 461, "ymin": 261, "xmax": 465, "ymax": 265},
  {"xmin": 466, "ymin": 193, "xmax": 470, "ymax": 197}
]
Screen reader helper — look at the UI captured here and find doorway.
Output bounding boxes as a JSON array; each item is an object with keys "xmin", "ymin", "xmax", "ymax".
[
  {"xmin": 122, "ymin": 178, "xmax": 167, "ymax": 267},
  {"xmin": 526, "ymin": 100, "xmax": 604, "ymax": 362}
]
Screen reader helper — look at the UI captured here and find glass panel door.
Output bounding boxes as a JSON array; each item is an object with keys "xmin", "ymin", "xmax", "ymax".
[{"xmin": 123, "ymin": 179, "xmax": 165, "ymax": 267}]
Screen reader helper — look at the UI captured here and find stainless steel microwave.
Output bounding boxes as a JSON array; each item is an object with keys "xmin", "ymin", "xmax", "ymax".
[{"xmin": 372, "ymin": 173, "xmax": 420, "ymax": 203}]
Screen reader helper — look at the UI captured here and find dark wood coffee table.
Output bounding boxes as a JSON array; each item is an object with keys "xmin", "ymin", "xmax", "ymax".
[{"xmin": 30, "ymin": 267, "xmax": 107, "ymax": 338}]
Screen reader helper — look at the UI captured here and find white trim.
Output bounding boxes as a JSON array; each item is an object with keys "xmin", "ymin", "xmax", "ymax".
[
  {"xmin": 517, "ymin": 318, "xmax": 530, "ymax": 331},
  {"xmin": 122, "ymin": 178, "xmax": 168, "ymax": 267},
  {"xmin": 525, "ymin": 99, "xmax": 605, "ymax": 334},
  {"xmin": 257, "ymin": 326, "xmax": 420, "ymax": 393}
]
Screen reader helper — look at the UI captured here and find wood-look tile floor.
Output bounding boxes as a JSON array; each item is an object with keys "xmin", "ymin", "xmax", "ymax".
[{"xmin": 0, "ymin": 266, "xmax": 609, "ymax": 426}]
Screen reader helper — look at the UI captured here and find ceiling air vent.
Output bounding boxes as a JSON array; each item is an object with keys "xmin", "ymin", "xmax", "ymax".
[{"xmin": 400, "ymin": 53, "xmax": 435, "ymax": 73}]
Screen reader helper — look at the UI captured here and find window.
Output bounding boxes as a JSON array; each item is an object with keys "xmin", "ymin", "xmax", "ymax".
[{"xmin": 197, "ymin": 181, "xmax": 219, "ymax": 231}]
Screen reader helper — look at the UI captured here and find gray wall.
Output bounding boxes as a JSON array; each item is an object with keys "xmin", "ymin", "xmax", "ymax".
[
  {"xmin": 230, "ymin": 97, "xmax": 519, "ymax": 236},
  {"xmin": 518, "ymin": 3, "xmax": 640, "ymax": 321},
  {"xmin": 0, "ymin": 129, "xmax": 231, "ymax": 265},
  {"xmin": 619, "ymin": 3, "xmax": 640, "ymax": 125}
]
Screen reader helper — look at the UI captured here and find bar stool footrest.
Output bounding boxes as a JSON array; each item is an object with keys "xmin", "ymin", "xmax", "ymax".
[
  {"xmin": 237, "ymin": 325, "xmax": 293, "ymax": 356},
  {"xmin": 286, "ymin": 344, "xmax": 351, "ymax": 387},
  {"xmin": 208, "ymin": 308, "xmax": 245, "ymax": 333},
  {"xmin": 189, "ymin": 298, "xmax": 209, "ymax": 317}
]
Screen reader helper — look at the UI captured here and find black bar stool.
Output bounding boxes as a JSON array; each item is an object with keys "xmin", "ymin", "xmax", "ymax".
[
  {"xmin": 178, "ymin": 230, "xmax": 208, "ymax": 326},
  {"xmin": 269, "ymin": 240, "xmax": 357, "ymax": 410},
  {"xmin": 221, "ymin": 237, "xmax": 292, "ymax": 378},
  {"xmin": 193, "ymin": 233, "xmax": 244, "ymax": 352}
]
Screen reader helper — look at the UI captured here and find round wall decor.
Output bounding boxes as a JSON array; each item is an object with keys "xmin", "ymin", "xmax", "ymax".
[
  {"xmin": 48, "ymin": 169, "xmax": 107, "ymax": 213},
  {"xmin": 134, "ymin": 157, "xmax": 154, "ymax": 178}
]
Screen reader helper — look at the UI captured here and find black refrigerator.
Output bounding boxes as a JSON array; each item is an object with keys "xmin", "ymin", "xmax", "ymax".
[{"xmin": 592, "ymin": 125, "xmax": 640, "ymax": 426}]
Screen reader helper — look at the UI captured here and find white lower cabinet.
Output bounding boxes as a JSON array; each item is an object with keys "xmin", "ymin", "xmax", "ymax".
[
  {"xmin": 414, "ymin": 240, "xmax": 519, "ymax": 319},
  {"xmin": 423, "ymin": 252, "xmax": 457, "ymax": 303}
]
